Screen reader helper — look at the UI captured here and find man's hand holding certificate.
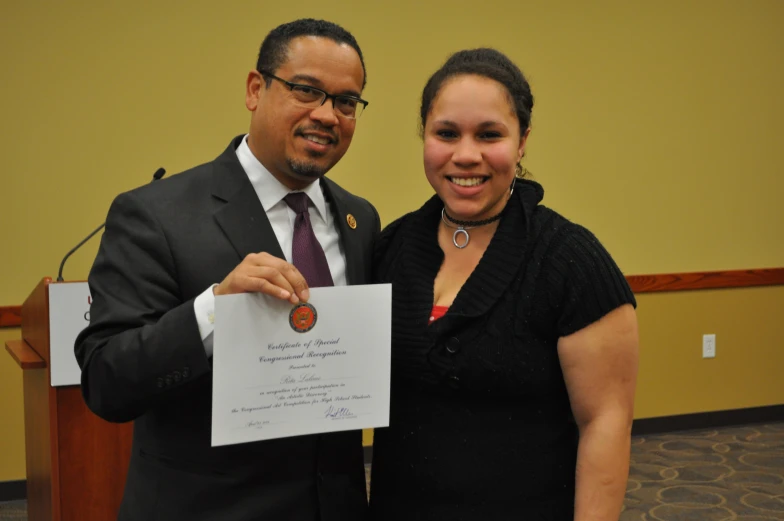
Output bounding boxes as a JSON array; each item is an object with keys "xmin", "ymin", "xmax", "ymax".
[{"xmin": 211, "ymin": 284, "xmax": 391, "ymax": 446}]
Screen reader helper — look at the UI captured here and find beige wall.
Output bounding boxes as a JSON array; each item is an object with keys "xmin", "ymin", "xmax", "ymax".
[
  {"xmin": 635, "ymin": 286, "xmax": 784, "ymax": 418},
  {"xmin": 0, "ymin": 328, "xmax": 26, "ymax": 482},
  {"xmin": 2, "ymin": 0, "xmax": 782, "ymax": 481}
]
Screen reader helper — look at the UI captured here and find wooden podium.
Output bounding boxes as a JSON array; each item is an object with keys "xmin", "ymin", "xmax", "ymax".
[{"xmin": 4, "ymin": 278, "xmax": 133, "ymax": 521}]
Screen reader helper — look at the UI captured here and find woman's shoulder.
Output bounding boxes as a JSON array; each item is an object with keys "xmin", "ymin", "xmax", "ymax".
[
  {"xmin": 532, "ymin": 209, "xmax": 609, "ymax": 263},
  {"xmin": 518, "ymin": 185, "xmax": 598, "ymax": 257},
  {"xmin": 378, "ymin": 195, "xmax": 441, "ymax": 244},
  {"xmin": 376, "ymin": 208, "xmax": 421, "ymax": 248},
  {"xmin": 373, "ymin": 197, "xmax": 440, "ymax": 282},
  {"xmin": 528, "ymin": 211, "xmax": 636, "ymax": 337}
]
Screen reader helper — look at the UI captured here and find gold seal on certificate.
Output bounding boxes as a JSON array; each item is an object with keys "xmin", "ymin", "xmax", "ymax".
[{"xmin": 289, "ymin": 303, "xmax": 317, "ymax": 333}]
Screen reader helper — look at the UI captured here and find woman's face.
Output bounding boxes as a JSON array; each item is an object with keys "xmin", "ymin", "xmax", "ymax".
[{"xmin": 423, "ymin": 74, "xmax": 529, "ymax": 221}]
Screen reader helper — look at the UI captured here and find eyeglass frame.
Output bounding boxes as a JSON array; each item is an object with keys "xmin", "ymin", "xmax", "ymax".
[{"xmin": 258, "ymin": 69, "xmax": 369, "ymax": 119}]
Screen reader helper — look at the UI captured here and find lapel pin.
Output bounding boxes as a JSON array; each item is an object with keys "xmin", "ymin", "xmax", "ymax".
[{"xmin": 346, "ymin": 214, "xmax": 357, "ymax": 229}]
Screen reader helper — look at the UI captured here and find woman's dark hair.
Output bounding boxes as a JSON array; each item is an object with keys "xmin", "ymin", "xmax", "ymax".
[{"xmin": 420, "ymin": 48, "xmax": 533, "ymax": 138}]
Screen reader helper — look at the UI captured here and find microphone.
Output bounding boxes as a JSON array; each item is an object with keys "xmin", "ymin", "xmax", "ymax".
[{"xmin": 56, "ymin": 168, "xmax": 166, "ymax": 282}]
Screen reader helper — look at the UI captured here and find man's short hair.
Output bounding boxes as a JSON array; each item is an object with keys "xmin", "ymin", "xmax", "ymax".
[{"xmin": 256, "ymin": 18, "xmax": 366, "ymax": 89}]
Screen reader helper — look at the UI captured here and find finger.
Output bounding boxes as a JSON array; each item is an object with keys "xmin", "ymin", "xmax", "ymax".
[
  {"xmin": 244, "ymin": 266, "xmax": 303, "ymax": 304},
  {"xmin": 243, "ymin": 255, "xmax": 309, "ymax": 302},
  {"xmin": 277, "ymin": 263, "xmax": 310, "ymax": 302},
  {"xmin": 246, "ymin": 252, "xmax": 288, "ymax": 269},
  {"xmin": 240, "ymin": 275, "xmax": 296, "ymax": 301}
]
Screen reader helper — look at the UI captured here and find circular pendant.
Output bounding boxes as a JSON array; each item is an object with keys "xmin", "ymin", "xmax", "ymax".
[{"xmin": 452, "ymin": 228, "xmax": 469, "ymax": 249}]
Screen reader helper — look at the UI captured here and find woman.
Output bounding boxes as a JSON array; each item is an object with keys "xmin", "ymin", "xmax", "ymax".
[{"xmin": 369, "ymin": 48, "xmax": 639, "ymax": 520}]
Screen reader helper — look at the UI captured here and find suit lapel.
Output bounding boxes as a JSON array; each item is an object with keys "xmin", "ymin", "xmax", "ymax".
[
  {"xmin": 211, "ymin": 136, "xmax": 285, "ymax": 261},
  {"xmin": 322, "ymin": 178, "xmax": 363, "ymax": 285}
]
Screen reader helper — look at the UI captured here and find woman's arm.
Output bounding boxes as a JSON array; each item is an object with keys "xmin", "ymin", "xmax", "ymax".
[{"xmin": 557, "ymin": 304, "xmax": 639, "ymax": 521}]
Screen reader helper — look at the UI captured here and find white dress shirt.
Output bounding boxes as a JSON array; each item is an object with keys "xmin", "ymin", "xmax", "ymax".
[{"xmin": 194, "ymin": 135, "xmax": 347, "ymax": 357}]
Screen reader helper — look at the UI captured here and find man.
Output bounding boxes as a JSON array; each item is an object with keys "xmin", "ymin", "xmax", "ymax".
[{"xmin": 75, "ymin": 19, "xmax": 377, "ymax": 521}]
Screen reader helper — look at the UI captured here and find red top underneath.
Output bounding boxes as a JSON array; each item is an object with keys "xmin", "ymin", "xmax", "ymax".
[{"xmin": 429, "ymin": 305, "xmax": 449, "ymax": 323}]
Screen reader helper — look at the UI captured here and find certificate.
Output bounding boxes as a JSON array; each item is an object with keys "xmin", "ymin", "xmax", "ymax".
[{"xmin": 211, "ymin": 284, "xmax": 391, "ymax": 447}]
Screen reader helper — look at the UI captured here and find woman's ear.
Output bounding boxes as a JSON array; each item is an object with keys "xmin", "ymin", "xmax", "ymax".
[{"xmin": 518, "ymin": 127, "xmax": 532, "ymax": 162}]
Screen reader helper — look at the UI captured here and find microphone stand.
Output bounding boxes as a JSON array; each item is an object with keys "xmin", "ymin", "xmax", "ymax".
[
  {"xmin": 56, "ymin": 168, "xmax": 166, "ymax": 282},
  {"xmin": 56, "ymin": 223, "xmax": 105, "ymax": 281}
]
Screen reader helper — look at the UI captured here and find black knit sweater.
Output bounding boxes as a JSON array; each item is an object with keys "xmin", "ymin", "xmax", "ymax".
[{"xmin": 368, "ymin": 179, "xmax": 636, "ymax": 520}]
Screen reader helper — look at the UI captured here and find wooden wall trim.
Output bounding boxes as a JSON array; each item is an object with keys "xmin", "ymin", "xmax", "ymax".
[
  {"xmin": 0, "ymin": 305, "xmax": 22, "ymax": 328},
  {"xmin": 626, "ymin": 267, "xmax": 784, "ymax": 294},
  {"xmin": 0, "ymin": 268, "xmax": 781, "ymax": 328}
]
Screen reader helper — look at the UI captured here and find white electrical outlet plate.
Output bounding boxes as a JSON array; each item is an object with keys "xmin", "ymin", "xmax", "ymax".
[{"xmin": 703, "ymin": 334, "xmax": 716, "ymax": 358}]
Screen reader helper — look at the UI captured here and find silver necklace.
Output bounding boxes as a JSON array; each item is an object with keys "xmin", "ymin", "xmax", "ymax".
[{"xmin": 441, "ymin": 208, "xmax": 504, "ymax": 249}]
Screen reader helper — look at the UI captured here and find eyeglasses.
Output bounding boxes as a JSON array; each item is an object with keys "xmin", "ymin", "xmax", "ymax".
[{"xmin": 259, "ymin": 70, "xmax": 368, "ymax": 120}]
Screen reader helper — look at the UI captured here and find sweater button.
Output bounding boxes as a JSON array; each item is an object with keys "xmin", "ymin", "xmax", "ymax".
[{"xmin": 445, "ymin": 337, "xmax": 460, "ymax": 354}]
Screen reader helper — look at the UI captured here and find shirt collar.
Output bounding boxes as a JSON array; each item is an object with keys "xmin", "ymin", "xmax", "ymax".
[{"xmin": 235, "ymin": 135, "xmax": 328, "ymax": 221}]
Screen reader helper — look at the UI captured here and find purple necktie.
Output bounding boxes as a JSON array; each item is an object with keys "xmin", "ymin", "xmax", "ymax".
[{"xmin": 283, "ymin": 192, "xmax": 334, "ymax": 288}]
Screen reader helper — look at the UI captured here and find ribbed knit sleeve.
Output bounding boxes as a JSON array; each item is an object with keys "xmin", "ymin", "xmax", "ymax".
[{"xmin": 544, "ymin": 224, "xmax": 636, "ymax": 337}]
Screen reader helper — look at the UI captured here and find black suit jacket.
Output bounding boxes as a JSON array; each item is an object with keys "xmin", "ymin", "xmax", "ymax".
[{"xmin": 75, "ymin": 136, "xmax": 379, "ymax": 521}]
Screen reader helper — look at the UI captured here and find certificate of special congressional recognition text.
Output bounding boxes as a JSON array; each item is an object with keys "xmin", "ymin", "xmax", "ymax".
[{"xmin": 211, "ymin": 284, "xmax": 391, "ymax": 446}]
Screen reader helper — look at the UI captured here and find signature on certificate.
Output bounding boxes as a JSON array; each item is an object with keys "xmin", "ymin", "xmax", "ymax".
[
  {"xmin": 324, "ymin": 405, "xmax": 355, "ymax": 419},
  {"xmin": 245, "ymin": 420, "xmax": 271, "ymax": 429}
]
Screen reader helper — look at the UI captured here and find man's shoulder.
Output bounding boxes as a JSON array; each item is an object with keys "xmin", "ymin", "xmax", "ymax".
[
  {"xmin": 322, "ymin": 177, "xmax": 377, "ymax": 217},
  {"xmin": 127, "ymin": 161, "xmax": 216, "ymax": 202},
  {"xmin": 122, "ymin": 136, "xmax": 243, "ymax": 204}
]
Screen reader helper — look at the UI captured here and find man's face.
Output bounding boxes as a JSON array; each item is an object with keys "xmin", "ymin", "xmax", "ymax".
[{"xmin": 245, "ymin": 36, "xmax": 365, "ymax": 190}]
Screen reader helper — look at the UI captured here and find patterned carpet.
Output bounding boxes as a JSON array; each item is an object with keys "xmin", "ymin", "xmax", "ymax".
[
  {"xmin": 2, "ymin": 423, "xmax": 783, "ymax": 520},
  {"xmin": 622, "ymin": 423, "xmax": 784, "ymax": 520},
  {"xmin": 0, "ymin": 501, "xmax": 24, "ymax": 521}
]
